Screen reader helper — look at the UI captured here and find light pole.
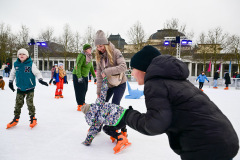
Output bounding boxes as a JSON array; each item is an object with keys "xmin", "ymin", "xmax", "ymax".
[
  {"xmin": 164, "ymin": 36, "xmax": 192, "ymax": 60},
  {"xmin": 28, "ymin": 39, "xmax": 47, "ymax": 67}
]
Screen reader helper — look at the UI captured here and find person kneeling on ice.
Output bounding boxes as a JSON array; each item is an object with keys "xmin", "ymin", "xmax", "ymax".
[
  {"xmin": 81, "ymin": 77, "xmax": 132, "ymax": 154},
  {"xmin": 53, "ymin": 63, "xmax": 68, "ymax": 99},
  {"xmin": 123, "ymin": 45, "xmax": 239, "ymax": 160},
  {"xmin": 7, "ymin": 48, "xmax": 48, "ymax": 129}
]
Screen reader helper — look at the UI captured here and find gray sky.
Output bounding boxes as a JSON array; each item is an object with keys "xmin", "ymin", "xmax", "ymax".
[{"xmin": 0, "ymin": 0, "xmax": 240, "ymax": 43}]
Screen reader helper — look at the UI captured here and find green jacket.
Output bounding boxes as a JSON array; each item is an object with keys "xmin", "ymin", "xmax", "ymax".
[{"xmin": 72, "ymin": 53, "xmax": 96, "ymax": 78}]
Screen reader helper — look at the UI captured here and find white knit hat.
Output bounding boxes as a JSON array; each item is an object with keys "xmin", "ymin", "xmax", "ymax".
[
  {"xmin": 58, "ymin": 63, "xmax": 64, "ymax": 67},
  {"xmin": 94, "ymin": 30, "xmax": 108, "ymax": 46},
  {"xmin": 17, "ymin": 48, "xmax": 29, "ymax": 58}
]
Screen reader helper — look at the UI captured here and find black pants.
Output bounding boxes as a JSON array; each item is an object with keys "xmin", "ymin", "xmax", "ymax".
[
  {"xmin": 73, "ymin": 74, "xmax": 88, "ymax": 105},
  {"xmin": 226, "ymin": 84, "xmax": 229, "ymax": 87},
  {"xmin": 199, "ymin": 82, "xmax": 204, "ymax": 89},
  {"xmin": 103, "ymin": 117, "xmax": 127, "ymax": 139},
  {"xmin": 105, "ymin": 82, "xmax": 126, "ymax": 105}
]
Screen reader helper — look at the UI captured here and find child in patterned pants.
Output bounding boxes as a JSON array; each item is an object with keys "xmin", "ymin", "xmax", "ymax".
[{"xmin": 81, "ymin": 77, "xmax": 132, "ymax": 154}]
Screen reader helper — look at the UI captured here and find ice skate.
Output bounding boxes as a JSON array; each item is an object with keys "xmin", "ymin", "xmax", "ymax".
[
  {"xmin": 224, "ymin": 87, "xmax": 229, "ymax": 90},
  {"xmin": 59, "ymin": 95, "xmax": 64, "ymax": 98},
  {"xmin": 55, "ymin": 95, "xmax": 60, "ymax": 99},
  {"xmin": 6, "ymin": 116, "xmax": 19, "ymax": 129},
  {"xmin": 29, "ymin": 116, "xmax": 37, "ymax": 129},
  {"xmin": 113, "ymin": 135, "xmax": 131, "ymax": 154}
]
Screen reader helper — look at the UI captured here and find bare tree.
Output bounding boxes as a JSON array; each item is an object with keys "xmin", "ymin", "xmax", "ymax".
[
  {"xmin": 38, "ymin": 27, "xmax": 56, "ymax": 70},
  {"xmin": 226, "ymin": 34, "xmax": 240, "ymax": 71},
  {"xmin": 39, "ymin": 27, "xmax": 56, "ymax": 42},
  {"xmin": 16, "ymin": 25, "xmax": 29, "ymax": 49},
  {"xmin": 207, "ymin": 27, "xmax": 228, "ymax": 70},
  {"xmin": 127, "ymin": 21, "xmax": 146, "ymax": 51},
  {"xmin": 0, "ymin": 23, "xmax": 11, "ymax": 64},
  {"xmin": 197, "ymin": 32, "xmax": 211, "ymax": 72},
  {"xmin": 59, "ymin": 24, "xmax": 74, "ymax": 69},
  {"xmin": 73, "ymin": 31, "xmax": 81, "ymax": 53},
  {"xmin": 163, "ymin": 18, "xmax": 186, "ymax": 34},
  {"xmin": 82, "ymin": 26, "xmax": 95, "ymax": 49}
]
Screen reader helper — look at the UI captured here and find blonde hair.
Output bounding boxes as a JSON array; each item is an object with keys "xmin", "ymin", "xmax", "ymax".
[{"xmin": 95, "ymin": 44, "xmax": 114, "ymax": 65}]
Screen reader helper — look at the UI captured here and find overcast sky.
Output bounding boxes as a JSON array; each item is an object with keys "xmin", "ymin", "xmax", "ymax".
[{"xmin": 0, "ymin": 0, "xmax": 240, "ymax": 43}]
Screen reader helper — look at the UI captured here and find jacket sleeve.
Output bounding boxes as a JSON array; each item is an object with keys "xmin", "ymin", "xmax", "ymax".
[
  {"xmin": 32, "ymin": 63, "xmax": 43, "ymax": 80},
  {"xmin": 9, "ymin": 66, "xmax": 16, "ymax": 81},
  {"xmin": 205, "ymin": 76, "xmax": 209, "ymax": 81},
  {"xmin": 103, "ymin": 50, "xmax": 127, "ymax": 76},
  {"xmin": 75, "ymin": 54, "xmax": 84, "ymax": 79},
  {"xmin": 125, "ymin": 82, "xmax": 172, "ymax": 135}
]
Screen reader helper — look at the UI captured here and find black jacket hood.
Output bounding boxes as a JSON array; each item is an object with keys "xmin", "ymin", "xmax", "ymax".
[{"xmin": 145, "ymin": 55, "xmax": 189, "ymax": 82}]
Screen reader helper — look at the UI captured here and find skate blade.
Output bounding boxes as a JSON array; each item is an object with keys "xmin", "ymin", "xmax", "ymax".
[{"xmin": 114, "ymin": 142, "xmax": 131, "ymax": 154}]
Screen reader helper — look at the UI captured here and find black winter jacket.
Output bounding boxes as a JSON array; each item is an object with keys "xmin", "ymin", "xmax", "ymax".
[
  {"xmin": 224, "ymin": 73, "xmax": 231, "ymax": 84},
  {"xmin": 126, "ymin": 55, "xmax": 239, "ymax": 160},
  {"xmin": 214, "ymin": 72, "xmax": 219, "ymax": 80}
]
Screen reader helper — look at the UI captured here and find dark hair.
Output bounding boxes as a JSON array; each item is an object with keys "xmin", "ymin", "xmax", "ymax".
[{"xmin": 0, "ymin": 76, "xmax": 3, "ymax": 79}]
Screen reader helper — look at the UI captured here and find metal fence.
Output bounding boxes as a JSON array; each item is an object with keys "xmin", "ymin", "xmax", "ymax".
[{"xmin": 1, "ymin": 70, "xmax": 240, "ymax": 89}]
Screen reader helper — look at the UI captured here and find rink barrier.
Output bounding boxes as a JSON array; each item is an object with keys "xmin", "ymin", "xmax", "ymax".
[{"xmin": 0, "ymin": 70, "xmax": 239, "ymax": 89}]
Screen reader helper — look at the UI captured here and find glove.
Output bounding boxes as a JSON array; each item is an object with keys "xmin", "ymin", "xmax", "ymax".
[
  {"xmin": 65, "ymin": 80, "xmax": 68, "ymax": 84},
  {"xmin": 81, "ymin": 104, "xmax": 90, "ymax": 114},
  {"xmin": 39, "ymin": 78, "xmax": 48, "ymax": 86},
  {"xmin": 78, "ymin": 77, "xmax": 83, "ymax": 83},
  {"xmin": 94, "ymin": 78, "xmax": 97, "ymax": 83},
  {"xmin": 9, "ymin": 81, "xmax": 15, "ymax": 92},
  {"xmin": 53, "ymin": 80, "xmax": 56, "ymax": 85},
  {"xmin": 123, "ymin": 106, "xmax": 133, "ymax": 122},
  {"xmin": 208, "ymin": 80, "xmax": 209, "ymax": 83}
]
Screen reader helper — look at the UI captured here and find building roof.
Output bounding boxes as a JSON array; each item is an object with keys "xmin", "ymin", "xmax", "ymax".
[{"xmin": 149, "ymin": 29, "xmax": 185, "ymax": 40}]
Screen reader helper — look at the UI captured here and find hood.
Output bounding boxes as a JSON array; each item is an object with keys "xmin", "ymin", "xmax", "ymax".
[{"xmin": 145, "ymin": 55, "xmax": 189, "ymax": 82}]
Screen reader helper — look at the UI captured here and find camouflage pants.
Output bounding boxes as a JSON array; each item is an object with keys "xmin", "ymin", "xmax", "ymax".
[{"xmin": 14, "ymin": 91, "xmax": 36, "ymax": 117}]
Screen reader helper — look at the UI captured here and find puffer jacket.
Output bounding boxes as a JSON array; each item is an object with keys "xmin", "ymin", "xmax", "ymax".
[
  {"xmin": 125, "ymin": 55, "xmax": 239, "ymax": 160},
  {"xmin": 196, "ymin": 74, "xmax": 209, "ymax": 82},
  {"xmin": 96, "ymin": 42, "xmax": 127, "ymax": 95}
]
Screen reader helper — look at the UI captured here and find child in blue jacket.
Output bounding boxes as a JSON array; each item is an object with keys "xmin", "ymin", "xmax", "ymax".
[{"xmin": 196, "ymin": 71, "xmax": 209, "ymax": 91}]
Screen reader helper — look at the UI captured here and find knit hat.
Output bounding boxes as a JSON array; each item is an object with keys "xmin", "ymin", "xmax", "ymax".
[
  {"xmin": 17, "ymin": 48, "xmax": 29, "ymax": 58},
  {"xmin": 58, "ymin": 63, "xmax": 63, "ymax": 67},
  {"xmin": 83, "ymin": 44, "xmax": 92, "ymax": 50},
  {"xmin": 130, "ymin": 45, "xmax": 161, "ymax": 72},
  {"xmin": 81, "ymin": 104, "xmax": 90, "ymax": 114},
  {"xmin": 94, "ymin": 30, "xmax": 108, "ymax": 46}
]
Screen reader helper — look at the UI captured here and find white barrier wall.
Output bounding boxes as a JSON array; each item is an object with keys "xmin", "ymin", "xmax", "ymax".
[{"xmin": 0, "ymin": 70, "xmax": 239, "ymax": 89}]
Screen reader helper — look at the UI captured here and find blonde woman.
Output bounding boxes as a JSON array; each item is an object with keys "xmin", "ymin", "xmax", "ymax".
[{"xmin": 94, "ymin": 30, "xmax": 127, "ymax": 106}]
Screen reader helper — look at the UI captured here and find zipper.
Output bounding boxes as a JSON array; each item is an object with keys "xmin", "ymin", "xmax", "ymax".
[{"xmin": 30, "ymin": 79, "xmax": 33, "ymax": 85}]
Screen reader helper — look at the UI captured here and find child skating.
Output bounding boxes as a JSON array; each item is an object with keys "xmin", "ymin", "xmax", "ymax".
[
  {"xmin": 81, "ymin": 77, "xmax": 132, "ymax": 154},
  {"xmin": 7, "ymin": 48, "xmax": 48, "ymax": 129},
  {"xmin": 196, "ymin": 71, "xmax": 209, "ymax": 91},
  {"xmin": 53, "ymin": 63, "xmax": 67, "ymax": 99}
]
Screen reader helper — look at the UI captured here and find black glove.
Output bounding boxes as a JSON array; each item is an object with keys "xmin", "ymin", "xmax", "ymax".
[
  {"xmin": 123, "ymin": 106, "xmax": 133, "ymax": 122},
  {"xmin": 53, "ymin": 80, "xmax": 56, "ymax": 85},
  {"xmin": 9, "ymin": 81, "xmax": 15, "ymax": 92},
  {"xmin": 39, "ymin": 78, "xmax": 48, "ymax": 86},
  {"xmin": 208, "ymin": 80, "xmax": 209, "ymax": 83},
  {"xmin": 65, "ymin": 81, "xmax": 68, "ymax": 84},
  {"xmin": 94, "ymin": 78, "xmax": 97, "ymax": 83},
  {"xmin": 78, "ymin": 77, "xmax": 83, "ymax": 83}
]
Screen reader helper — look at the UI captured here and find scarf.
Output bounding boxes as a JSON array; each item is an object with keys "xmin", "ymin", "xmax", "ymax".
[
  {"xmin": 58, "ymin": 67, "xmax": 66, "ymax": 78},
  {"xmin": 85, "ymin": 51, "xmax": 92, "ymax": 65}
]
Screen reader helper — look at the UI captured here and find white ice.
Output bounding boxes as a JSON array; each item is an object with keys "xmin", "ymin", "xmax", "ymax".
[{"xmin": 0, "ymin": 78, "xmax": 239, "ymax": 160}]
